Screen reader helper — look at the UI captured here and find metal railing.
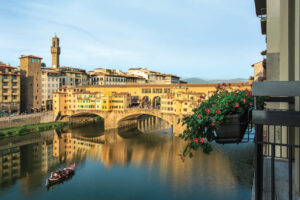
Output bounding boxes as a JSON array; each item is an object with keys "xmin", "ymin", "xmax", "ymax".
[{"xmin": 252, "ymin": 81, "xmax": 300, "ymax": 200}]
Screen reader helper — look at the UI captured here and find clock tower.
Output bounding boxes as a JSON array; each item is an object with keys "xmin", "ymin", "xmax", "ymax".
[{"xmin": 51, "ymin": 34, "xmax": 60, "ymax": 69}]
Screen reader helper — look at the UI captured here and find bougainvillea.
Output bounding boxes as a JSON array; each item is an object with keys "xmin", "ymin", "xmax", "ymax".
[{"xmin": 179, "ymin": 83, "xmax": 263, "ymax": 158}]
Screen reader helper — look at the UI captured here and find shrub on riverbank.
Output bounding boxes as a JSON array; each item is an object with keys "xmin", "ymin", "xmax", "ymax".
[{"xmin": 0, "ymin": 122, "xmax": 72, "ymax": 138}]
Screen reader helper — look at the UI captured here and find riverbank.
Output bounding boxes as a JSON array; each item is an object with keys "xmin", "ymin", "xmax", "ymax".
[
  {"xmin": 0, "ymin": 116, "xmax": 103, "ymax": 138},
  {"xmin": 0, "ymin": 122, "xmax": 71, "ymax": 138}
]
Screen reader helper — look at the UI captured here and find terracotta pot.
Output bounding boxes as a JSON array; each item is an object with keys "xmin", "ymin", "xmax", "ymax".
[{"xmin": 215, "ymin": 112, "xmax": 249, "ymax": 144}]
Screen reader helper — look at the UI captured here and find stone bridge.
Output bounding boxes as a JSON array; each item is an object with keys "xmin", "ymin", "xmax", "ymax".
[{"xmin": 68, "ymin": 108, "xmax": 184, "ymax": 136}]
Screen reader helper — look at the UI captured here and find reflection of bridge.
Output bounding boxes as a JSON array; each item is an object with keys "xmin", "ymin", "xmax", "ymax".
[{"xmin": 69, "ymin": 108, "xmax": 184, "ymax": 136}]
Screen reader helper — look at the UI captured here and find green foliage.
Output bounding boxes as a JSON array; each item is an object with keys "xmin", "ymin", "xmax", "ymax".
[
  {"xmin": 180, "ymin": 83, "xmax": 264, "ymax": 158},
  {"xmin": 0, "ymin": 122, "xmax": 72, "ymax": 138}
]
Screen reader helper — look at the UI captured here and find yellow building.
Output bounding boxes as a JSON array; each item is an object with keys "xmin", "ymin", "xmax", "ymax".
[
  {"xmin": 19, "ymin": 55, "xmax": 42, "ymax": 112},
  {"xmin": 101, "ymin": 92, "xmax": 131, "ymax": 111},
  {"xmin": 0, "ymin": 64, "xmax": 21, "ymax": 114}
]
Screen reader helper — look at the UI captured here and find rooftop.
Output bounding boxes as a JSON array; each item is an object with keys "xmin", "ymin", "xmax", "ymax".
[{"xmin": 19, "ymin": 55, "xmax": 42, "ymax": 59}]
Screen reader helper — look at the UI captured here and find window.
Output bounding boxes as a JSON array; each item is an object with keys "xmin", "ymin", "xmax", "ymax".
[
  {"xmin": 36, "ymin": 58, "xmax": 39, "ymax": 63},
  {"xmin": 31, "ymin": 58, "xmax": 33, "ymax": 63}
]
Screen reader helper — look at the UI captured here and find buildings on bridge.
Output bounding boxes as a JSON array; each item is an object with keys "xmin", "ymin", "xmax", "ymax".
[
  {"xmin": 161, "ymin": 88, "xmax": 205, "ymax": 115},
  {"xmin": 53, "ymin": 86, "xmax": 132, "ymax": 116}
]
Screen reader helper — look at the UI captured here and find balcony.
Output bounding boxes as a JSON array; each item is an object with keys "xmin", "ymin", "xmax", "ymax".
[
  {"xmin": 12, "ymin": 79, "xmax": 18, "ymax": 82},
  {"xmin": 2, "ymin": 78, "xmax": 9, "ymax": 82},
  {"xmin": 252, "ymin": 81, "xmax": 300, "ymax": 200},
  {"xmin": 12, "ymin": 85, "xmax": 18, "ymax": 89},
  {"xmin": 3, "ymin": 85, "xmax": 9, "ymax": 89}
]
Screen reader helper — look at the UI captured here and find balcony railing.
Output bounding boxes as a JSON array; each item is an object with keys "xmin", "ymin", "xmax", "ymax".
[{"xmin": 253, "ymin": 81, "xmax": 300, "ymax": 200}]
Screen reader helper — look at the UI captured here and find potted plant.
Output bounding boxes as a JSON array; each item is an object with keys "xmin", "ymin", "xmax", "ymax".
[{"xmin": 179, "ymin": 83, "xmax": 262, "ymax": 158}]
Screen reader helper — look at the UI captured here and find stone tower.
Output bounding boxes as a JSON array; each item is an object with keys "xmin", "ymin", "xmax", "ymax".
[
  {"xmin": 51, "ymin": 34, "xmax": 60, "ymax": 69},
  {"xmin": 19, "ymin": 55, "xmax": 42, "ymax": 112}
]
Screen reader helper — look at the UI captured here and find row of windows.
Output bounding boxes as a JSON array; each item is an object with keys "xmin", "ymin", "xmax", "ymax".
[
  {"xmin": 2, "ymin": 95, "xmax": 18, "ymax": 100},
  {"xmin": 42, "ymin": 78, "xmax": 60, "ymax": 82},
  {"xmin": 42, "ymin": 84, "xmax": 59, "ymax": 87},
  {"xmin": 30, "ymin": 58, "xmax": 39, "ymax": 63}
]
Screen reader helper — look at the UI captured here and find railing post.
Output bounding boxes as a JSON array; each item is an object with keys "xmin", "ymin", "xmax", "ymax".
[{"xmin": 255, "ymin": 124, "xmax": 263, "ymax": 200}]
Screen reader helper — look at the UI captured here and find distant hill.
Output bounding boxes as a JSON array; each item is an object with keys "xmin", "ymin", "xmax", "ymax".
[{"xmin": 183, "ymin": 78, "xmax": 248, "ymax": 83}]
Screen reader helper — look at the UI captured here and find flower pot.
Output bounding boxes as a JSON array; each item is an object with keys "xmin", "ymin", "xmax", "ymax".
[{"xmin": 214, "ymin": 112, "xmax": 249, "ymax": 144}]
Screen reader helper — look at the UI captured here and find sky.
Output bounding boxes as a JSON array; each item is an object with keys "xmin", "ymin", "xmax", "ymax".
[{"xmin": 0, "ymin": 0, "xmax": 265, "ymax": 79}]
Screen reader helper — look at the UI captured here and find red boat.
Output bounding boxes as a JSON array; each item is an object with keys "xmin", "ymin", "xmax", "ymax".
[{"xmin": 46, "ymin": 163, "xmax": 75, "ymax": 186}]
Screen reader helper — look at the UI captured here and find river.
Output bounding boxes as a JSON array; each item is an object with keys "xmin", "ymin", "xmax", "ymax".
[{"xmin": 0, "ymin": 116, "xmax": 254, "ymax": 200}]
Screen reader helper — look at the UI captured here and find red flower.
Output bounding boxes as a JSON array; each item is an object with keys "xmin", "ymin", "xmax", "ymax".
[
  {"xmin": 235, "ymin": 103, "xmax": 239, "ymax": 108},
  {"xmin": 249, "ymin": 91, "xmax": 252, "ymax": 96},
  {"xmin": 226, "ymin": 102, "xmax": 229, "ymax": 105},
  {"xmin": 233, "ymin": 93, "xmax": 236, "ymax": 96},
  {"xmin": 196, "ymin": 114, "xmax": 200, "ymax": 119},
  {"xmin": 222, "ymin": 83, "xmax": 226, "ymax": 86},
  {"xmin": 205, "ymin": 108, "xmax": 210, "ymax": 114},
  {"xmin": 200, "ymin": 138, "xmax": 204, "ymax": 143},
  {"xmin": 246, "ymin": 91, "xmax": 249, "ymax": 96},
  {"xmin": 249, "ymin": 102, "xmax": 253, "ymax": 106},
  {"xmin": 211, "ymin": 103, "xmax": 215, "ymax": 107},
  {"xmin": 211, "ymin": 122, "xmax": 215, "ymax": 127},
  {"xmin": 215, "ymin": 109, "xmax": 220, "ymax": 114},
  {"xmin": 243, "ymin": 98, "xmax": 246, "ymax": 103},
  {"xmin": 193, "ymin": 138, "xmax": 199, "ymax": 143},
  {"xmin": 227, "ymin": 93, "xmax": 229, "ymax": 96}
]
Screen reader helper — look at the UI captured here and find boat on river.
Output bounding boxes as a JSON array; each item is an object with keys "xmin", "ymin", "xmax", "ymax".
[{"xmin": 46, "ymin": 163, "xmax": 75, "ymax": 187}]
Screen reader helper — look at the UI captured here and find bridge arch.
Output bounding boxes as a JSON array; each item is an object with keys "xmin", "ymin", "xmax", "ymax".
[
  {"xmin": 66, "ymin": 109, "xmax": 183, "ymax": 136},
  {"xmin": 117, "ymin": 111, "xmax": 173, "ymax": 127}
]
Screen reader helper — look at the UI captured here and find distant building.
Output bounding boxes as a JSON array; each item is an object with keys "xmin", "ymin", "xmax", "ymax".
[
  {"xmin": 19, "ymin": 55, "xmax": 42, "ymax": 112},
  {"xmin": 51, "ymin": 34, "xmax": 60, "ymax": 69},
  {"xmin": 128, "ymin": 68, "xmax": 181, "ymax": 84},
  {"xmin": 59, "ymin": 67, "xmax": 89, "ymax": 87},
  {"xmin": 0, "ymin": 64, "xmax": 21, "ymax": 114}
]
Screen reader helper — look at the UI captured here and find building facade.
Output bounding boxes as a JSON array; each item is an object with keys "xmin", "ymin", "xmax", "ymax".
[
  {"xmin": 0, "ymin": 64, "xmax": 21, "ymax": 114},
  {"xmin": 251, "ymin": 60, "xmax": 266, "ymax": 81},
  {"xmin": 19, "ymin": 55, "xmax": 42, "ymax": 112},
  {"xmin": 41, "ymin": 69, "xmax": 60, "ymax": 110}
]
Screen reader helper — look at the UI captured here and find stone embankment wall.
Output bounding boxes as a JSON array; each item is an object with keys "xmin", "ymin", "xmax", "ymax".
[
  {"xmin": 59, "ymin": 116, "xmax": 103, "ymax": 127},
  {"xmin": 0, "ymin": 112, "xmax": 56, "ymax": 129}
]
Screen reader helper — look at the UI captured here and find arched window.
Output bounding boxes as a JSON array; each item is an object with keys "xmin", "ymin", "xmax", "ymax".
[{"xmin": 53, "ymin": 41, "xmax": 55, "ymax": 47}]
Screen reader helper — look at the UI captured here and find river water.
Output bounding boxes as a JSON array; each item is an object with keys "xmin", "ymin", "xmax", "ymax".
[{"xmin": 0, "ymin": 116, "xmax": 254, "ymax": 200}]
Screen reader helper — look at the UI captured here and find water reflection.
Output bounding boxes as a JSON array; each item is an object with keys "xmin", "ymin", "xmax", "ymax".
[{"xmin": 0, "ymin": 118, "xmax": 253, "ymax": 200}]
